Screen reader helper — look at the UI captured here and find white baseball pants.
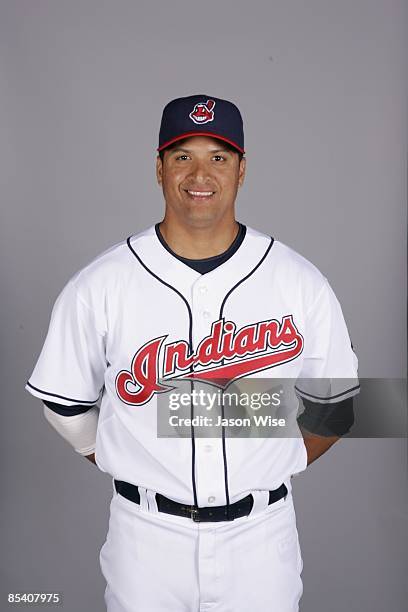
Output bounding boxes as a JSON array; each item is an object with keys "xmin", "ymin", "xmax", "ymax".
[{"xmin": 99, "ymin": 480, "xmax": 303, "ymax": 612}]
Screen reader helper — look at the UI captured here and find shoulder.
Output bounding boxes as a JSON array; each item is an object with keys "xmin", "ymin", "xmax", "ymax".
[
  {"xmin": 246, "ymin": 225, "xmax": 327, "ymax": 288},
  {"xmin": 273, "ymin": 239, "xmax": 325, "ymax": 283},
  {"xmin": 50, "ymin": 226, "xmax": 155, "ymax": 326},
  {"xmin": 66, "ymin": 226, "xmax": 155, "ymax": 296}
]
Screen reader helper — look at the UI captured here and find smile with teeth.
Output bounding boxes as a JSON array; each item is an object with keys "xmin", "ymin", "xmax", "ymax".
[{"xmin": 185, "ymin": 190, "xmax": 215, "ymax": 198}]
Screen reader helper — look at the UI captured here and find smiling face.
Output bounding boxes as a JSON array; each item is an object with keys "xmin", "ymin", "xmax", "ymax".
[{"xmin": 156, "ymin": 136, "xmax": 246, "ymax": 229}]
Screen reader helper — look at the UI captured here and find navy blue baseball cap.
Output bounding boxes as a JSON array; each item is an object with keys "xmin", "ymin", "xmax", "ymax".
[{"xmin": 158, "ymin": 94, "xmax": 245, "ymax": 155}]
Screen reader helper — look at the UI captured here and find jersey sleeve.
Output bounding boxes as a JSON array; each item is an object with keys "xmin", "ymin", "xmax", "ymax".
[
  {"xmin": 25, "ymin": 279, "xmax": 107, "ymax": 406},
  {"xmin": 295, "ymin": 278, "xmax": 359, "ymax": 404}
]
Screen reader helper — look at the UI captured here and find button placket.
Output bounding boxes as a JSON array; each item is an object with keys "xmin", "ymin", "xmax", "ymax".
[
  {"xmin": 190, "ymin": 279, "xmax": 227, "ymax": 507},
  {"xmin": 191, "ymin": 282, "xmax": 215, "ymax": 346}
]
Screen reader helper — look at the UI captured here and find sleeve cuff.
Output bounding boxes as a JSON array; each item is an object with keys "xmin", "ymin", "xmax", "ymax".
[
  {"xmin": 295, "ymin": 383, "xmax": 360, "ymax": 404},
  {"xmin": 25, "ymin": 380, "xmax": 100, "ymax": 407}
]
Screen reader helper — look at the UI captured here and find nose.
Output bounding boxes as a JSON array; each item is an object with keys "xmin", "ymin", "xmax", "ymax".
[{"xmin": 188, "ymin": 158, "xmax": 211, "ymax": 184}]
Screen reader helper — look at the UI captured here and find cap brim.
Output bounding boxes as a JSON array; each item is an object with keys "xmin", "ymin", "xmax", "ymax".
[{"xmin": 157, "ymin": 131, "xmax": 245, "ymax": 155}]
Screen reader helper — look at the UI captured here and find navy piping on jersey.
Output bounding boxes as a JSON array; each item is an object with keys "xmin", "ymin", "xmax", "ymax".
[
  {"xmin": 294, "ymin": 383, "xmax": 361, "ymax": 402},
  {"xmin": 126, "ymin": 235, "xmax": 199, "ymax": 508},
  {"xmin": 217, "ymin": 235, "xmax": 275, "ymax": 515},
  {"xmin": 25, "ymin": 381, "xmax": 99, "ymax": 405}
]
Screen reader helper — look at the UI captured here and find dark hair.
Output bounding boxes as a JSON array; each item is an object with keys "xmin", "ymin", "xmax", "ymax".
[{"xmin": 158, "ymin": 137, "xmax": 244, "ymax": 162}]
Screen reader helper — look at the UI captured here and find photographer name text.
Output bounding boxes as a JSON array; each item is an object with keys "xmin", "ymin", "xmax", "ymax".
[{"xmin": 168, "ymin": 415, "xmax": 286, "ymax": 427}]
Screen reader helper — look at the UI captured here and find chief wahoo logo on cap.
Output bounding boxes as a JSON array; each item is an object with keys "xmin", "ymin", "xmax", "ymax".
[{"xmin": 189, "ymin": 99, "xmax": 216, "ymax": 124}]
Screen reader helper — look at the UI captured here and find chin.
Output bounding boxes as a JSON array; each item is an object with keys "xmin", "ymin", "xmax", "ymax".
[{"xmin": 177, "ymin": 204, "xmax": 223, "ymax": 226}]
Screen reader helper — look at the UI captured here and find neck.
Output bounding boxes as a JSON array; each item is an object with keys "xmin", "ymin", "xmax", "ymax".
[{"xmin": 158, "ymin": 217, "xmax": 240, "ymax": 259}]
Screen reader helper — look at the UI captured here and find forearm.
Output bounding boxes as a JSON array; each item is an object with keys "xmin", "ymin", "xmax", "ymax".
[
  {"xmin": 299, "ymin": 426, "xmax": 340, "ymax": 466},
  {"xmin": 43, "ymin": 404, "xmax": 99, "ymax": 462},
  {"xmin": 296, "ymin": 397, "xmax": 354, "ymax": 465},
  {"xmin": 85, "ymin": 452, "xmax": 96, "ymax": 465}
]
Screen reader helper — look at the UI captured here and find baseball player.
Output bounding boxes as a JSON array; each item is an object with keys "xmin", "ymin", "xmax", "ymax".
[{"xmin": 25, "ymin": 94, "xmax": 359, "ymax": 612}]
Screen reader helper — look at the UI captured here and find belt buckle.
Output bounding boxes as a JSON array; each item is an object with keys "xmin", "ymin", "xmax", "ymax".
[{"xmin": 190, "ymin": 506, "xmax": 201, "ymax": 522}]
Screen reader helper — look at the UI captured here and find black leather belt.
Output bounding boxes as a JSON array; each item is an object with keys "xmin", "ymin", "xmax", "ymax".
[{"xmin": 114, "ymin": 480, "xmax": 288, "ymax": 522}]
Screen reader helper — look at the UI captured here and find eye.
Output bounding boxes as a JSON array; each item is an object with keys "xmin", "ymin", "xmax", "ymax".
[
  {"xmin": 175, "ymin": 154, "xmax": 190, "ymax": 161},
  {"xmin": 212, "ymin": 155, "xmax": 226, "ymax": 162}
]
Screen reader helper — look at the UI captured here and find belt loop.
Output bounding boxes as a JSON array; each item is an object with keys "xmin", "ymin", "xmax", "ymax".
[
  {"xmin": 111, "ymin": 477, "xmax": 116, "ymax": 495},
  {"xmin": 248, "ymin": 490, "xmax": 269, "ymax": 517},
  {"xmin": 138, "ymin": 487, "xmax": 149, "ymax": 512},
  {"xmin": 146, "ymin": 489, "xmax": 159, "ymax": 514}
]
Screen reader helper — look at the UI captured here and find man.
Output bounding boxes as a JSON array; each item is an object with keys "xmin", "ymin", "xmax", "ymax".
[{"xmin": 25, "ymin": 94, "xmax": 359, "ymax": 611}]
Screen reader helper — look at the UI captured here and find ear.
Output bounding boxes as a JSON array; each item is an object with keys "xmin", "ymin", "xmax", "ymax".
[
  {"xmin": 156, "ymin": 155, "xmax": 163, "ymax": 186},
  {"xmin": 238, "ymin": 156, "xmax": 246, "ymax": 188}
]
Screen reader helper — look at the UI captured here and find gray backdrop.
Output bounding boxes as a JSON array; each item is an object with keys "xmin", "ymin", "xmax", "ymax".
[{"xmin": 1, "ymin": 1, "xmax": 406, "ymax": 611}]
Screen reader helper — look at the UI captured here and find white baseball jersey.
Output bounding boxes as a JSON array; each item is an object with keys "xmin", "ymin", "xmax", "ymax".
[{"xmin": 25, "ymin": 224, "xmax": 359, "ymax": 508}]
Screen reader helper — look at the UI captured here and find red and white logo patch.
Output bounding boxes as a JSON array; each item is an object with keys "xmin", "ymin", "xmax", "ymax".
[{"xmin": 189, "ymin": 99, "xmax": 216, "ymax": 124}]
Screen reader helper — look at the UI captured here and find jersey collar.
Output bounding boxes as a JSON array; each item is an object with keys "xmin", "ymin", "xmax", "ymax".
[{"xmin": 127, "ymin": 225, "xmax": 274, "ymax": 309}]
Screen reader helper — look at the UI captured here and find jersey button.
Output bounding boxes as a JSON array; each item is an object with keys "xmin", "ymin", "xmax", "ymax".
[
  {"xmin": 199, "ymin": 285, "xmax": 208, "ymax": 294},
  {"xmin": 207, "ymin": 496, "xmax": 216, "ymax": 504},
  {"xmin": 202, "ymin": 310, "xmax": 211, "ymax": 319},
  {"xmin": 204, "ymin": 444, "xmax": 213, "ymax": 452}
]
